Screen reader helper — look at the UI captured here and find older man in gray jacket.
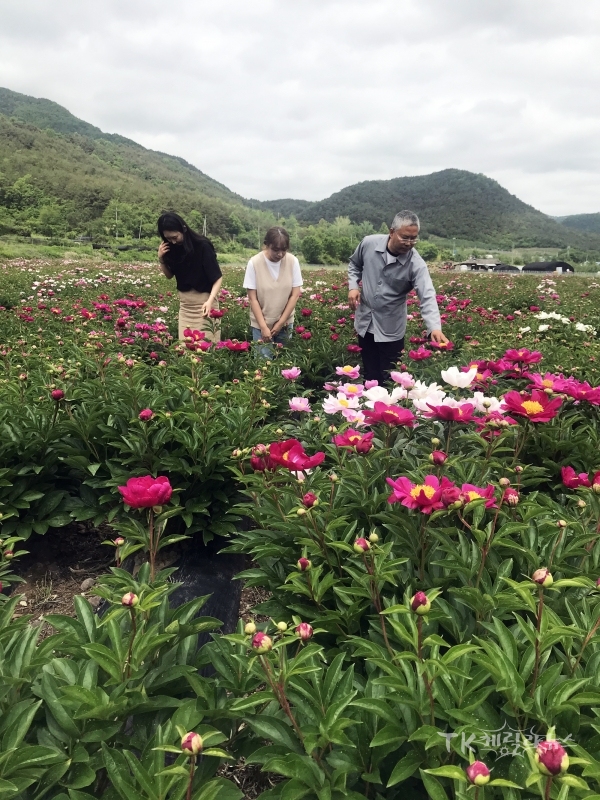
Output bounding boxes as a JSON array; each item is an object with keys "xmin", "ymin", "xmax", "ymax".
[{"xmin": 348, "ymin": 210, "xmax": 448, "ymax": 384}]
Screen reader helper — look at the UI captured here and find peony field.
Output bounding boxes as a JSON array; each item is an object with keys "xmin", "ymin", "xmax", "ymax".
[{"xmin": 1, "ymin": 257, "xmax": 600, "ymax": 800}]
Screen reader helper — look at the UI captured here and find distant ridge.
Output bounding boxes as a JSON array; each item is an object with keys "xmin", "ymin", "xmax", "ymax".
[
  {"xmin": 558, "ymin": 213, "xmax": 600, "ymax": 235},
  {"xmin": 255, "ymin": 169, "xmax": 600, "ymax": 248}
]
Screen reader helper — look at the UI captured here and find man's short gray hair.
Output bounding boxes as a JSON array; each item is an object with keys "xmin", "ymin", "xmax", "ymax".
[{"xmin": 390, "ymin": 210, "xmax": 420, "ymax": 231}]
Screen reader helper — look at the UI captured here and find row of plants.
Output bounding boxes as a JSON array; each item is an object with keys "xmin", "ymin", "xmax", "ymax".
[{"xmin": 1, "ymin": 260, "xmax": 600, "ymax": 798}]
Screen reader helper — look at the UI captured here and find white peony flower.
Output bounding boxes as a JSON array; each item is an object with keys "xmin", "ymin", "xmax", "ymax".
[
  {"xmin": 408, "ymin": 380, "xmax": 446, "ymax": 401},
  {"xmin": 441, "ymin": 366, "xmax": 477, "ymax": 388}
]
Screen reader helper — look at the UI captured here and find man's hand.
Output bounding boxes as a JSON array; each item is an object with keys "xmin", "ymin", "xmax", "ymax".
[
  {"xmin": 430, "ymin": 330, "xmax": 449, "ymax": 344},
  {"xmin": 348, "ymin": 289, "xmax": 361, "ymax": 311}
]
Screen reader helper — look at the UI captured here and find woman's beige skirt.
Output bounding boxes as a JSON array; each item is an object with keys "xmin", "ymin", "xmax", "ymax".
[{"xmin": 178, "ymin": 290, "xmax": 221, "ymax": 342}]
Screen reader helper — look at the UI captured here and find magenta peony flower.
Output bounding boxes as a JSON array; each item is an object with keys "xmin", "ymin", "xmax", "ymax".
[
  {"xmin": 118, "ymin": 475, "xmax": 173, "ymax": 509},
  {"xmin": 302, "ymin": 492, "xmax": 318, "ymax": 508},
  {"xmin": 297, "ymin": 557, "xmax": 312, "ymax": 571},
  {"xmin": 51, "ymin": 389, "xmax": 65, "ymax": 401},
  {"xmin": 138, "ymin": 408, "xmax": 154, "ymax": 421}
]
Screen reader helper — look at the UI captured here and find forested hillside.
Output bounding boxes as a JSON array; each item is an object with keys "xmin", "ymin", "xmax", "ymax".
[
  {"xmin": 284, "ymin": 169, "xmax": 600, "ymax": 249},
  {"xmin": 558, "ymin": 212, "xmax": 600, "ymax": 234},
  {"xmin": 0, "ymin": 89, "xmax": 270, "ymax": 243}
]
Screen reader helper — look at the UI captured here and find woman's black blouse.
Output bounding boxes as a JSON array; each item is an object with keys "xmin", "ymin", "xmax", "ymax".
[{"xmin": 165, "ymin": 238, "xmax": 222, "ymax": 293}]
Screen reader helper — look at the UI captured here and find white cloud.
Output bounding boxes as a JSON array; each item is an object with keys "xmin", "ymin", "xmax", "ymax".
[{"xmin": 0, "ymin": 0, "xmax": 599, "ymax": 214}]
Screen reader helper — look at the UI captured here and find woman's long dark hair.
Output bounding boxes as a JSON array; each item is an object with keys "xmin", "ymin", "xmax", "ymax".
[{"xmin": 157, "ymin": 212, "xmax": 207, "ymax": 258}]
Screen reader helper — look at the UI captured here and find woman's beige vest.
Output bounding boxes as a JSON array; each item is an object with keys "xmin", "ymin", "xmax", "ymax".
[{"xmin": 249, "ymin": 252, "xmax": 295, "ymax": 328}]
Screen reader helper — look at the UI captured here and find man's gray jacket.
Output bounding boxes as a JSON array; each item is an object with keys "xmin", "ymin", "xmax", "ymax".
[{"xmin": 348, "ymin": 234, "xmax": 442, "ymax": 342}]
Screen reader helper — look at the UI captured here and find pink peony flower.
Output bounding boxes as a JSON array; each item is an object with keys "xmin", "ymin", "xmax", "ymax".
[
  {"xmin": 561, "ymin": 466, "xmax": 591, "ymax": 489},
  {"xmin": 281, "ymin": 367, "xmax": 301, "ymax": 380},
  {"xmin": 332, "ymin": 429, "xmax": 374, "ymax": 453},
  {"xmin": 251, "ymin": 632, "xmax": 273, "ymax": 653},
  {"xmin": 51, "ymin": 389, "xmax": 64, "ymax": 401},
  {"xmin": 297, "ymin": 557, "xmax": 312, "ymax": 571},
  {"xmin": 387, "ymin": 475, "xmax": 458, "ymax": 514},
  {"xmin": 460, "ymin": 483, "xmax": 497, "ymax": 508},
  {"xmin": 336, "ymin": 365, "xmax": 361, "ymax": 379},
  {"xmin": 269, "ymin": 439, "xmax": 326, "ymax": 471},
  {"xmin": 353, "ymin": 537, "xmax": 370, "ymax": 552},
  {"xmin": 289, "ymin": 397, "xmax": 311, "ymax": 413},
  {"xmin": 363, "ymin": 402, "xmax": 416, "ymax": 427},
  {"xmin": 138, "ymin": 408, "xmax": 154, "ymax": 421}
]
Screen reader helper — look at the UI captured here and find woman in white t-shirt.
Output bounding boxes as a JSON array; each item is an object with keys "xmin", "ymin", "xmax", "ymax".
[{"xmin": 243, "ymin": 226, "xmax": 303, "ymax": 357}]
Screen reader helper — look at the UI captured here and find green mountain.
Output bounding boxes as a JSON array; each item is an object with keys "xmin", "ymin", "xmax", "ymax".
[
  {"xmin": 558, "ymin": 213, "xmax": 600, "ymax": 235},
  {"xmin": 269, "ymin": 169, "xmax": 600, "ymax": 248},
  {"xmin": 0, "ymin": 87, "xmax": 266, "ymax": 243}
]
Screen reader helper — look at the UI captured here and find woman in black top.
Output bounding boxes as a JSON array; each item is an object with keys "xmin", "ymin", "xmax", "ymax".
[{"xmin": 157, "ymin": 212, "xmax": 223, "ymax": 342}]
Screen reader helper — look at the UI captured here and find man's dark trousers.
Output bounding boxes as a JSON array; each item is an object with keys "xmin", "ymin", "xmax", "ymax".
[{"xmin": 357, "ymin": 332, "xmax": 405, "ymax": 385}]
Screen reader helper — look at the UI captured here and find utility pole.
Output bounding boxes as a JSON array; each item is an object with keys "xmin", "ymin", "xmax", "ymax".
[
  {"xmin": 115, "ymin": 205, "xmax": 118, "ymax": 239},
  {"xmin": 203, "ymin": 216, "xmax": 207, "ymax": 236},
  {"xmin": 452, "ymin": 237, "xmax": 456, "ymax": 258},
  {"xmin": 138, "ymin": 219, "xmax": 142, "ymax": 240}
]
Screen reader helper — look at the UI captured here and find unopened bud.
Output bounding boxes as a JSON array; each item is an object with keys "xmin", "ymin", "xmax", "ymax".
[
  {"xmin": 465, "ymin": 761, "xmax": 491, "ymax": 786},
  {"xmin": 121, "ymin": 592, "xmax": 138, "ymax": 607},
  {"xmin": 295, "ymin": 622, "xmax": 313, "ymax": 641},
  {"xmin": 353, "ymin": 537, "xmax": 370, "ymax": 553},
  {"xmin": 431, "ymin": 437, "xmax": 441, "ymax": 446},
  {"xmin": 276, "ymin": 621, "xmax": 288, "ymax": 632},
  {"xmin": 578, "ymin": 499, "xmax": 587, "ymax": 508},
  {"xmin": 499, "ymin": 477, "xmax": 510, "ymax": 487},
  {"xmin": 369, "ymin": 531, "xmax": 379, "ymax": 543},
  {"xmin": 297, "ymin": 557, "xmax": 312, "ymax": 571},
  {"xmin": 410, "ymin": 591, "xmax": 431, "ymax": 615},
  {"xmin": 535, "ymin": 740, "xmax": 569, "ymax": 776},
  {"xmin": 181, "ymin": 732, "xmax": 203, "ymax": 756},
  {"xmin": 244, "ymin": 622, "xmax": 257, "ymax": 635},
  {"xmin": 251, "ymin": 632, "xmax": 273, "ymax": 653},
  {"xmin": 557, "ymin": 519, "xmax": 568, "ymax": 528},
  {"xmin": 532, "ymin": 568, "xmax": 553, "ymax": 587}
]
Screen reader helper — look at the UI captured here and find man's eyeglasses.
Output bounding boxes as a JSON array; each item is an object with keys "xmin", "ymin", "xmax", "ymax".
[{"xmin": 397, "ymin": 236, "xmax": 419, "ymax": 243}]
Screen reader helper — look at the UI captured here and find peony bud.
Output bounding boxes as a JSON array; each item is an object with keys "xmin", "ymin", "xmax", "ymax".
[
  {"xmin": 557, "ymin": 519, "xmax": 568, "ymax": 528},
  {"xmin": 51, "ymin": 389, "xmax": 64, "ymax": 401},
  {"xmin": 251, "ymin": 632, "xmax": 273, "ymax": 653},
  {"xmin": 181, "ymin": 731, "xmax": 203, "ymax": 756},
  {"xmin": 276, "ymin": 621, "xmax": 288, "ymax": 631},
  {"xmin": 244, "ymin": 621, "xmax": 257, "ymax": 635},
  {"xmin": 329, "ymin": 472, "xmax": 339, "ymax": 482},
  {"xmin": 297, "ymin": 557, "xmax": 312, "ymax": 571},
  {"xmin": 3, "ymin": 550, "xmax": 14, "ymax": 560},
  {"xmin": 465, "ymin": 761, "xmax": 490, "ymax": 786},
  {"xmin": 503, "ymin": 487, "xmax": 520, "ymax": 506},
  {"xmin": 295, "ymin": 622, "xmax": 313, "ymax": 641},
  {"xmin": 514, "ymin": 465, "xmax": 523, "ymax": 473},
  {"xmin": 499, "ymin": 477, "xmax": 510, "ymax": 487},
  {"xmin": 353, "ymin": 537, "xmax": 370, "ymax": 553},
  {"xmin": 431, "ymin": 437, "xmax": 441, "ymax": 446},
  {"xmin": 578, "ymin": 499, "xmax": 587, "ymax": 508},
  {"xmin": 302, "ymin": 492, "xmax": 318, "ymax": 508},
  {"xmin": 114, "ymin": 537, "xmax": 125, "ymax": 546},
  {"xmin": 369, "ymin": 531, "xmax": 379, "ymax": 543},
  {"xmin": 296, "ymin": 508, "xmax": 307, "ymax": 516},
  {"xmin": 411, "ymin": 591, "xmax": 431, "ymax": 615},
  {"xmin": 138, "ymin": 408, "xmax": 154, "ymax": 421},
  {"xmin": 429, "ymin": 450, "xmax": 447, "ymax": 465},
  {"xmin": 532, "ymin": 568, "xmax": 553, "ymax": 587},
  {"xmin": 121, "ymin": 592, "xmax": 139, "ymax": 606},
  {"xmin": 535, "ymin": 740, "xmax": 569, "ymax": 776}
]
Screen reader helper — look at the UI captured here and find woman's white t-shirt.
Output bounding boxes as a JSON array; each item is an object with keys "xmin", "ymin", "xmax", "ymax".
[{"xmin": 243, "ymin": 255, "xmax": 303, "ymax": 290}]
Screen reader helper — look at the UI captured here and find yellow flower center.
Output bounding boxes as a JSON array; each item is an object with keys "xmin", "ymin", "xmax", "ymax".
[
  {"xmin": 348, "ymin": 435, "xmax": 361, "ymax": 444},
  {"xmin": 466, "ymin": 491, "xmax": 482, "ymax": 502},
  {"xmin": 522, "ymin": 400, "xmax": 544, "ymax": 415},
  {"xmin": 411, "ymin": 484, "xmax": 436, "ymax": 500},
  {"xmin": 339, "ymin": 398, "xmax": 350, "ymax": 407},
  {"xmin": 346, "ymin": 386, "xmax": 359, "ymax": 394},
  {"xmin": 542, "ymin": 379, "xmax": 553, "ymax": 387}
]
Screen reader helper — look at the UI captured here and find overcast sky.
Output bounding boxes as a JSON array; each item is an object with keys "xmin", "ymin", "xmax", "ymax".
[{"xmin": 2, "ymin": 0, "xmax": 599, "ymax": 215}]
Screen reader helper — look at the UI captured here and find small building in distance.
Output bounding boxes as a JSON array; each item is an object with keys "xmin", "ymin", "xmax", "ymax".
[
  {"xmin": 522, "ymin": 260, "xmax": 574, "ymax": 273},
  {"xmin": 454, "ymin": 258, "xmax": 519, "ymax": 272}
]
